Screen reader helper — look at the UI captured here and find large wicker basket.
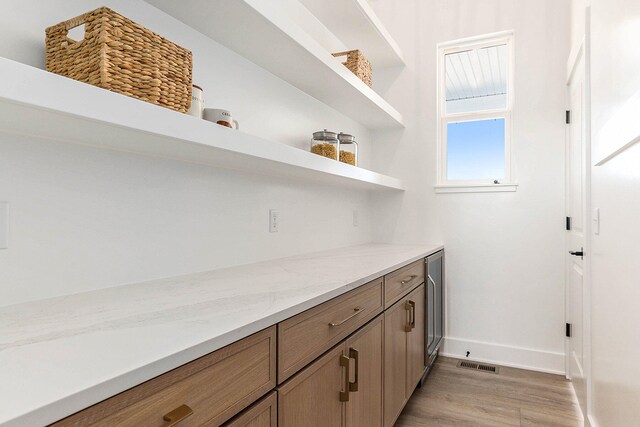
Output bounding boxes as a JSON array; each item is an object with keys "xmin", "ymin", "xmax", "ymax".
[
  {"xmin": 332, "ymin": 49, "xmax": 372, "ymax": 87},
  {"xmin": 46, "ymin": 7, "xmax": 193, "ymax": 113}
]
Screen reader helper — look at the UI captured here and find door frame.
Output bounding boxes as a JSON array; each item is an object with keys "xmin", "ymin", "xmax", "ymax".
[{"xmin": 564, "ymin": 6, "xmax": 592, "ymax": 425}]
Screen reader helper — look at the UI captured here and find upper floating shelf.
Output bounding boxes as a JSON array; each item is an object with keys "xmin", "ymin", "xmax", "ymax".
[
  {"xmin": 145, "ymin": 0, "xmax": 404, "ymax": 129},
  {"xmin": 299, "ymin": 0, "xmax": 405, "ymax": 68},
  {"xmin": 0, "ymin": 58, "xmax": 404, "ymax": 192}
]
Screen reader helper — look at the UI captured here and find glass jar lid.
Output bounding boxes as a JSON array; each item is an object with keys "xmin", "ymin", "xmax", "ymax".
[
  {"xmin": 313, "ymin": 129, "xmax": 338, "ymax": 141},
  {"xmin": 338, "ymin": 132, "xmax": 356, "ymax": 144}
]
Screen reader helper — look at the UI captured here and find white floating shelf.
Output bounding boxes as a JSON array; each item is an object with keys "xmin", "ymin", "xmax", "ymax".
[
  {"xmin": 145, "ymin": 0, "xmax": 404, "ymax": 129},
  {"xmin": 0, "ymin": 58, "xmax": 404, "ymax": 192},
  {"xmin": 299, "ymin": 0, "xmax": 405, "ymax": 68}
]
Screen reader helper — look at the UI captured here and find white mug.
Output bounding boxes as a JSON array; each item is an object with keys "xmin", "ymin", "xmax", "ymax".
[
  {"xmin": 187, "ymin": 84, "xmax": 204, "ymax": 118},
  {"xmin": 203, "ymin": 108, "xmax": 239, "ymax": 129}
]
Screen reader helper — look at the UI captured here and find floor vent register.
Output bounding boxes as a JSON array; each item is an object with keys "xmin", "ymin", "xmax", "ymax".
[{"xmin": 457, "ymin": 360, "xmax": 500, "ymax": 374}]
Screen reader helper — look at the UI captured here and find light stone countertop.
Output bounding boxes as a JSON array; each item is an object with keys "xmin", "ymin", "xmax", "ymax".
[{"xmin": 0, "ymin": 243, "xmax": 443, "ymax": 426}]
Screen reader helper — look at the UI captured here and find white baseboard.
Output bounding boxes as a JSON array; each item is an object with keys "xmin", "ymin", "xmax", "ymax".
[{"xmin": 441, "ymin": 337, "xmax": 565, "ymax": 375}]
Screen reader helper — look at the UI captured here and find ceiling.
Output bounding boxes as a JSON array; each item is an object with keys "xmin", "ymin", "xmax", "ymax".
[{"xmin": 445, "ymin": 44, "xmax": 507, "ymax": 102}]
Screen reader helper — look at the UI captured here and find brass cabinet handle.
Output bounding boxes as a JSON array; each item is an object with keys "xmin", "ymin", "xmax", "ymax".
[
  {"xmin": 404, "ymin": 300, "xmax": 412, "ymax": 332},
  {"xmin": 329, "ymin": 307, "xmax": 363, "ymax": 327},
  {"xmin": 405, "ymin": 300, "xmax": 416, "ymax": 332},
  {"xmin": 349, "ymin": 347, "xmax": 359, "ymax": 392},
  {"xmin": 410, "ymin": 300, "xmax": 416, "ymax": 330},
  {"xmin": 162, "ymin": 404, "xmax": 193, "ymax": 427},
  {"xmin": 340, "ymin": 354, "xmax": 350, "ymax": 402},
  {"xmin": 400, "ymin": 275, "xmax": 418, "ymax": 285}
]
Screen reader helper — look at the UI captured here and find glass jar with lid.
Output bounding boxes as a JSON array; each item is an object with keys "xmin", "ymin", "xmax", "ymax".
[
  {"xmin": 338, "ymin": 132, "xmax": 358, "ymax": 166},
  {"xmin": 310, "ymin": 129, "xmax": 339, "ymax": 160}
]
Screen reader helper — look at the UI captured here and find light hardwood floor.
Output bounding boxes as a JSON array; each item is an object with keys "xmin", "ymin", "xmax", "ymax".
[{"xmin": 395, "ymin": 357, "xmax": 583, "ymax": 427}]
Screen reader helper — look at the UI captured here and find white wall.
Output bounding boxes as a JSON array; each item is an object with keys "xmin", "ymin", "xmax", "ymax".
[
  {"xmin": 0, "ymin": 0, "xmax": 375, "ymax": 306},
  {"xmin": 369, "ymin": 0, "xmax": 570, "ymax": 373},
  {"xmin": 580, "ymin": 0, "xmax": 640, "ymax": 424},
  {"xmin": 0, "ymin": 0, "xmax": 578, "ymax": 378},
  {"xmin": 570, "ymin": 0, "xmax": 589, "ymax": 51}
]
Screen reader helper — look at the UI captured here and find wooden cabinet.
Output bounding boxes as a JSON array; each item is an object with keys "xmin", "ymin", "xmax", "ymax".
[
  {"xmin": 278, "ymin": 315, "xmax": 384, "ymax": 427},
  {"xmin": 278, "ymin": 278, "xmax": 384, "ymax": 383},
  {"xmin": 383, "ymin": 295, "xmax": 409, "ymax": 427},
  {"xmin": 223, "ymin": 392, "xmax": 277, "ymax": 427},
  {"xmin": 50, "ymin": 252, "xmax": 441, "ymax": 427},
  {"xmin": 383, "ymin": 284, "xmax": 425, "ymax": 427},
  {"xmin": 406, "ymin": 284, "xmax": 425, "ymax": 395},
  {"xmin": 345, "ymin": 317, "xmax": 384, "ymax": 427},
  {"xmin": 277, "ymin": 344, "xmax": 346, "ymax": 427},
  {"xmin": 384, "ymin": 260, "xmax": 425, "ymax": 307},
  {"xmin": 53, "ymin": 327, "xmax": 276, "ymax": 427}
]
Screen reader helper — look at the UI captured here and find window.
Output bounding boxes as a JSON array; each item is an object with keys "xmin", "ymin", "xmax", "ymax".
[{"xmin": 436, "ymin": 31, "xmax": 516, "ymax": 193}]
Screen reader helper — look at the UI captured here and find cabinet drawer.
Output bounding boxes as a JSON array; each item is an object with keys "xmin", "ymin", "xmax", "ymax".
[
  {"xmin": 277, "ymin": 278, "xmax": 383, "ymax": 383},
  {"xmin": 384, "ymin": 260, "xmax": 424, "ymax": 307},
  {"xmin": 53, "ymin": 327, "xmax": 276, "ymax": 427},
  {"xmin": 222, "ymin": 391, "xmax": 277, "ymax": 427}
]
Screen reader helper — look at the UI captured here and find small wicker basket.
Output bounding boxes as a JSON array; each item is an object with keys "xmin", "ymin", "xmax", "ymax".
[
  {"xmin": 46, "ymin": 7, "xmax": 193, "ymax": 113},
  {"xmin": 332, "ymin": 50, "xmax": 372, "ymax": 87}
]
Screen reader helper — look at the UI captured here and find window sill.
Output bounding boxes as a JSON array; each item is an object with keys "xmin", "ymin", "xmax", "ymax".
[{"xmin": 434, "ymin": 183, "xmax": 519, "ymax": 194}]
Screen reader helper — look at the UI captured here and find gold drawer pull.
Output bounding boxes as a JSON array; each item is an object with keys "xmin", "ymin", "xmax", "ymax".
[
  {"xmin": 405, "ymin": 300, "xmax": 416, "ymax": 332},
  {"xmin": 329, "ymin": 307, "xmax": 363, "ymax": 327},
  {"xmin": 162, "ymin": 404, "xmax": 193, "ymax": 427},
  {"xmin": 340, "ymin": 354, "xmax": 351, "ymax": 402},
  {"xmin": 400, "ymin": 275, "xmax": 418, "ymax": 285},
  {"xmin": 348, "ymin": 347, "xmax": 359, "ymax": 392}
]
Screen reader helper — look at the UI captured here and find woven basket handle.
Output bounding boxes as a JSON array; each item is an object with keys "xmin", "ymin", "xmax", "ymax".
[
  {"xmin": 332, "ymin": 51, "xmax": 350, "ymax": 59},
  {"xmin": 58, "ymin": 14, "xmax": 89, "ymax": 47},
  {"xmin": 63, "ymin": 15, "xmax": 86, "ymax": 31}
]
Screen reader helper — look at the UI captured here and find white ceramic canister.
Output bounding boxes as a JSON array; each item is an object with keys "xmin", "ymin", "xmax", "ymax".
[
  {"xmin": 187, "ymin": 84, "xmax": 204, "ymax": 118},
  {"xmin": 203, "ymin": 108, "xmax": 240, "ymax": 129}
]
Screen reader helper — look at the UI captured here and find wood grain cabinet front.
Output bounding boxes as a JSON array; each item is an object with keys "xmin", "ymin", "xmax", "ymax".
[
  {"xmin": 277, "ymin": 344, "xmax": 346, "ymax": 427},
  {"xmin": 345, "ymin": 316, "xmax": 384, "ymax": 427},
  {"xmin": 277, "ymin": 278, "xmax": 384, "ymax": 383},
  {"xmin": 384, "ymin": 284, "xmax": 426, "ymax": 427},
  {"xmin": 406, "ymin": 284, "xmax": 426, "ymax": 396},
  {"xmin": 278, "ymin": 315, "xmax": 384, "ymax": 427},
  {"xmin": 222, "ymin": 391, "xmax": 277, "ymax": 427},
  {"xmin": 52, "ymin": 327, "xmax": 276, "ymax": 427},
  {"xmin": 384, "ymin": 260, "xmax": 425, "ymax": 308}
]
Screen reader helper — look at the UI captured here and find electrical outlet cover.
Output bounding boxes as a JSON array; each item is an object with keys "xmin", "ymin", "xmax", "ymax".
[{"xmin": 269, "ymin": 209, "xmax": 279, "ymax": 233}]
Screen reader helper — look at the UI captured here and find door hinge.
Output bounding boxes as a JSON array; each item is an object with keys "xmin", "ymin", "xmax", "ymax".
[
  {"xmin": 566, "ymin": 216, "xmax": 572, "ymax": 231},
  {"xmin": 566, "ymin": 323, "xmax": 572, "ymax": 338},
  {"xmin": 566, "ymin": 110, "xmax": 571, "ymax": 124}
]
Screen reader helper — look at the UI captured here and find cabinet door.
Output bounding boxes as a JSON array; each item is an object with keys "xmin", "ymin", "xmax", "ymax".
[
  {"xmin": 345, "ymin": 315, "xmax": 383, "ymax": 427},
  {"xmin": 406, "ymin": 284, "xmax": 425, "ymax": 396},
  {"xmin": 223, "ymin": 391, "xmax": 276, "ymax": 427},
  {"xmin": 383, "ymin": 297, "xmax": 410, "ymax": 427},
  {"xmin": 278, "ymin": 344, "xmax": 347, "ymax": 427}
]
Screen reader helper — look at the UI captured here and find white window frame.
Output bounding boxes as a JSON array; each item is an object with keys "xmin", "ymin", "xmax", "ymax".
[{"xmin": 435, "ymin": 31, "xmax": 518, "ymax": 193}]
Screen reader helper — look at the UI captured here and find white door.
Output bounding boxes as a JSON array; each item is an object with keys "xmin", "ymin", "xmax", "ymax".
[{"xmin": 566, "ymin": 49, "xmax": 586, "ymax": 416}]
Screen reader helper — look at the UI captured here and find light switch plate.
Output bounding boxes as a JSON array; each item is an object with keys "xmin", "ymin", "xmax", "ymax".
[
  {"xmin": 353, "ymin": 210, "xmax": 359, "ymax": 227},
  {"xmin": 593, "ymin": 207, "xmax": 600, "ymax": 235},
  {"xmin": 0, "ymin": 202, "xmax": 8, "ymax": 249},
  {"xmin": 269, "ymin": 209, "xmax": 279, "ymax": 233}
]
